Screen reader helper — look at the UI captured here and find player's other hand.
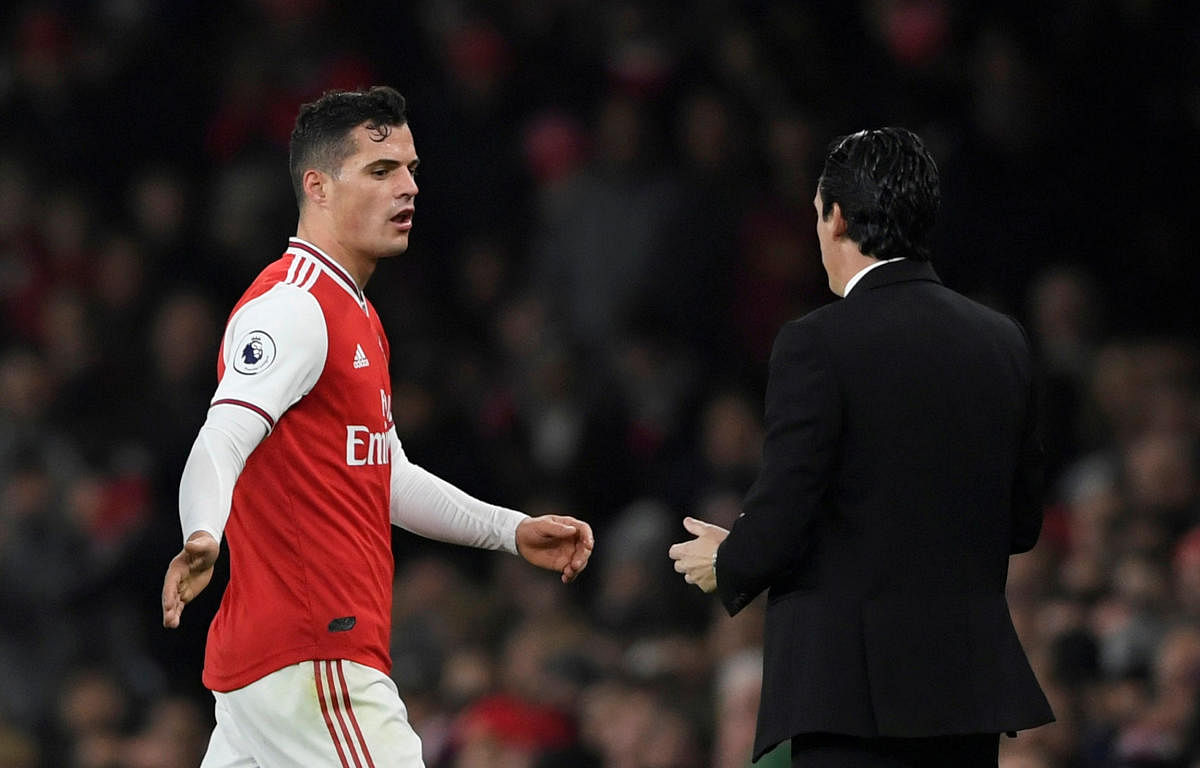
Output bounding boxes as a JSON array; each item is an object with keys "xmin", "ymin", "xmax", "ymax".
[
  {"xmin": 162, "ymin": 531, "xmax": 220, "ymax": 628},
  {"xmin": 516, "ymin": 515, "xmax": 595, "ymax": 583}
]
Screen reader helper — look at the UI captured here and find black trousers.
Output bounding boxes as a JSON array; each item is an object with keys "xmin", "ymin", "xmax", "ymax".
[{"xmin": 790, "ymin": 732, "xmax": 1000, "ymax": 768}]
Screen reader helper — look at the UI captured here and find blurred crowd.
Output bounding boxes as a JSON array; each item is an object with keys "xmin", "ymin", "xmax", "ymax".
[{"xmin": 1, "ymin": 1, "xmax": 1198, "ymax": 767}]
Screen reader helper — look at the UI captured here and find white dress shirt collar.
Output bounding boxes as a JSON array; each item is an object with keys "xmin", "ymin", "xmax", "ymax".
[{"xmin": 842, "ymin": 257, "xmax": 906, "ymax": 297}]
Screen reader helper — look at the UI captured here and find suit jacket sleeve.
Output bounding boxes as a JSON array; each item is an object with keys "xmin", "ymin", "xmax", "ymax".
[
  {"xmin": 1009, "ymin": 320, "xmax": 1045, "ymax": 554},
  {"xmin": 717, "ymin": 320, "xmax": 841, "ymax": 616}
]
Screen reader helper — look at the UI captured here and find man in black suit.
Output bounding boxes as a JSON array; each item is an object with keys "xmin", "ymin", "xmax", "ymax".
[{"xmin": 669, "ymin": 128, "xmax": 1053, "ymax": 767}]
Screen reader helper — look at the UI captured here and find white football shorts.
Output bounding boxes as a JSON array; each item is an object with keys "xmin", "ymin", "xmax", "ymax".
[{"xmin": 200, "ymin": 659, "xmax": 424, "ymax": 768}]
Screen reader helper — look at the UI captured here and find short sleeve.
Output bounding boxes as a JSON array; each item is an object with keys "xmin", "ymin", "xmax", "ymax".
[{"xmin": 211, "ymin": 284, "xmax": 328, "ymax": 429}]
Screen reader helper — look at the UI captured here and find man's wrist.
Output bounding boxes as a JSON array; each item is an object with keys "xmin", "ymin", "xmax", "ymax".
[{"xmin": 510, "ymin": 514, "xmax": 528, "ymax": 557}]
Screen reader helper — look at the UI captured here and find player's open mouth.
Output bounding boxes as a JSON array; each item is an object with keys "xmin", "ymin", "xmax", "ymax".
[{"xmin": 391, "ymin": 209, "xmax": 414, "ymax": 231}]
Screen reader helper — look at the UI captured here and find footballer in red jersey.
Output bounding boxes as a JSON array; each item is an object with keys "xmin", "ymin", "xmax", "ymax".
[{"xmin": 161, "ymin": 87, "xmax": 594, "ymax": 768}]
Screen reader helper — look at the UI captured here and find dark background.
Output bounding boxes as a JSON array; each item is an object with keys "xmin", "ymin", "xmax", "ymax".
[{"xmin": 1, "ymin": 1, "xmax": 1198, "ymax": 767}]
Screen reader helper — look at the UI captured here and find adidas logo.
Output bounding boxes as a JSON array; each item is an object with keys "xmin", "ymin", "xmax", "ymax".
[{"xmin": 353, "ymin": 344, "xmax": 370, "ymax": 369}]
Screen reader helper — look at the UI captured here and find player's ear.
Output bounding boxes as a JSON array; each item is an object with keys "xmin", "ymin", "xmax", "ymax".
[
  {"xmin": 830, "ymin": 202, "xmax": 848, "ymax": 239},
  {"xmin": 302, "ymin": 169, "xmax": 328, "ymax": 206}
]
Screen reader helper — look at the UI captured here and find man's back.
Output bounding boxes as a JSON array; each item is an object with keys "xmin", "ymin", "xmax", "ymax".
[
  {"xmin": 804, "ymin": 259, "xmax": 1037, "ymax": 597},
  {"xmin": 717, "ymin": 260, "xmax": 1053, "ymax": 757}
]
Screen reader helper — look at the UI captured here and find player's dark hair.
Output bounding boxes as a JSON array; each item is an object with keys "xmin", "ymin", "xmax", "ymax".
[
  {"xmin": 289, "ymin": 86, "xmax": 408, "ymax": 208},
  {"xmin": 817, "ymin": 127, "xmax": 940, "ymax": 262}
]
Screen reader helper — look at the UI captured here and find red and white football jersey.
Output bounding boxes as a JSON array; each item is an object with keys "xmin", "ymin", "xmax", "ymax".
[{"xmin": 203, "ymin": 239, "xmax": 396, "ymax": 692}]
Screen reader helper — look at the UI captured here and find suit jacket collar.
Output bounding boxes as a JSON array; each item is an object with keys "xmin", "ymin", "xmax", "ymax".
[{"xmin": 849, "ymin": 258, "xmax": 941, "ymax": 295}]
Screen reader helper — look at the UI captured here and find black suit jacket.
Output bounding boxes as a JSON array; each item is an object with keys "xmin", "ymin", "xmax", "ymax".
[{"xmin": 716, "ymin": 260, "xmax": 1054, "ymax": 760}]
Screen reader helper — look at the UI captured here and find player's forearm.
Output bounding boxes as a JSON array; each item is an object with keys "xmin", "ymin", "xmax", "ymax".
[
  {"xmin": 178, "ymin": 405, "xmax": 268, "ymax": 544},
  {"xmin": 387, "ymin": 433, "xmax": 525, "ymax": 553}
]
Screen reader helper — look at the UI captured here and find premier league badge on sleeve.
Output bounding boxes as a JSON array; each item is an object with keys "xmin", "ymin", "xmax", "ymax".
[{"xmin": 232, "ymin": 330, "xmax": 277, "ymax": 375}]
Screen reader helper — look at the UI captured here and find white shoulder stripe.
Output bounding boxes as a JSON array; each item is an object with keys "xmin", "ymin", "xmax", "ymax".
[
  {"xmin": 301, "ymin": 256, "xmax": 317, "ymax": 287},
  {"xmin": 298, "ymin": 259, "xmax": 320, "ymax": 292},
  {"xmin": 284, "ymin": 255, "xmax": 319, "ymax": 292},
  {"xmin": 291, "ymin": 256, "xmax": 312, "ymax": 288},
  {"xmin": 285, "ymin": 253, "xmax": 302, "ymax": 285}
]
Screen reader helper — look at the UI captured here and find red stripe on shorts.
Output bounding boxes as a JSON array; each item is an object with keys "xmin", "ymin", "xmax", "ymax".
[
  {"xmin": 326, "ymin": 661, "xmax": 365, "ymax": 768},
  {"xmin": 315, "ymin": 661, "xmax": 353, "ymax": 768},
  {"xmin": 336, "ymin": 660, "xmax": 377, "ymax": 768}
]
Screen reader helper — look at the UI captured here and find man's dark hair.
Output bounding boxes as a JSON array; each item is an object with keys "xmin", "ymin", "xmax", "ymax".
[
  {"xmin": 817, "ymin": 127, "xmax": 940, "ymax": 262},
  {"xmin": 288, "ymin": 86, "xmax": 408, "ymax": 208}
]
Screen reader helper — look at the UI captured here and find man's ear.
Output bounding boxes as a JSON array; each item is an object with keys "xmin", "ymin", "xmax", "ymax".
[
  {"xmin": 830, "ymin": 202, "xmax": 848, "ymax": 239},
  {"xmin": 302, "ymin": 169, "xmax": 328, "ymax": 206}
]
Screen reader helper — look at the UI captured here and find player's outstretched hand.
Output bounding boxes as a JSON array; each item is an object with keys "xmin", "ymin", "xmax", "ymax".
[
  {"xmin": 516, "ymin": 515, "xmax": 595, "ymax": 583},
  {"xmin": 668, "ymin": 516, "xmax": 729, "ymax": 593},
  {"xmin": 162, "ymin": 531, "xmax": 220, "ymax": 628}
]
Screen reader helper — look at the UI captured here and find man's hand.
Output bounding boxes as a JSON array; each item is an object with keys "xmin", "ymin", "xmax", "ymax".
[
  {"xmin": 162, "ymin": 531, "xmax": 219, "ymax": 628},
  {"xmin": 516, "ymin": 515, "xmax": 595, "ymax": 583},
  {"xmin": 668, "ymin": 516, "xmax": 728, "ymax": 593}
]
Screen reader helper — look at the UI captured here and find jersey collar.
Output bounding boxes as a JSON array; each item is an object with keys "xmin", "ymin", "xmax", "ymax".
[{"xmin": 286, "ymin": 238, "xmax": 367, "ymax": 311}]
